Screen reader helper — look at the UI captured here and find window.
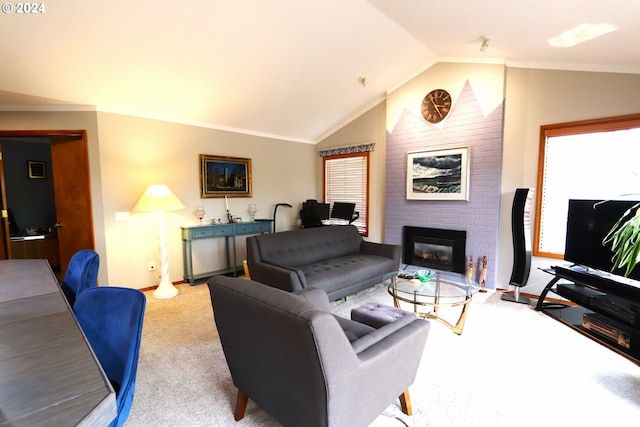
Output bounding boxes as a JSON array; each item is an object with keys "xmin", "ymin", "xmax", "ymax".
[
  {"xmin": 323, "ymin": 152, "xmax": 369, "ymax": 236},
  {"xmin": 534, "ymin": 114, "xmax": 640, "ymax": 259}
]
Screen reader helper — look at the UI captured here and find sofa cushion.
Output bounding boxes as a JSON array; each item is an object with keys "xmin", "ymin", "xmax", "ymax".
[
  {"xmin": 301, "ymin": 254, "xmax": 396, "ymax": 294},
  {"xmin": 254, "ymin": 225, "xmax": 364, "ymax": 268}
]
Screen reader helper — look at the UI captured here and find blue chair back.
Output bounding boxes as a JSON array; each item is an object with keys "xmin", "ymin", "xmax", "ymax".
[
  {"xmin": 74, "ymin": 287, "xmax": 146, "ymax": 427},
  {"xmin": 61, "ymin": 249, "xmax": 100, "ymax": 306}
]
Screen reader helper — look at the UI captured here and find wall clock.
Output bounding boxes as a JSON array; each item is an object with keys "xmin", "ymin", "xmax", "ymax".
[{"xmin": 421, "ymin": 89, "xmax": 452, "ymax": 123}]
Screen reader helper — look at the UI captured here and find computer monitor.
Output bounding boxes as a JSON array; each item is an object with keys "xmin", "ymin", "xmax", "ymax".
[{"xmin": 330, "ymin": 202, "xmax": 356, "ymax": 221}]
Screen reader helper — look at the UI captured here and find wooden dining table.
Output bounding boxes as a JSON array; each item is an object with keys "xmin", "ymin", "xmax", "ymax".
[{"xmin": 0, "ymin": 259, "xmax": 116, "ymax": 426}]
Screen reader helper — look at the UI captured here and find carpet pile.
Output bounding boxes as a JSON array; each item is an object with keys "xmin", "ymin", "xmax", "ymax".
[{"xmin": 124, "ymin": 281, "xmax": 640, "ymax": 426}]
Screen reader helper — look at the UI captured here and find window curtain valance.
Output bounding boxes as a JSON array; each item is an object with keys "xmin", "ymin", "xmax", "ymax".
[{"xmin": 318, "ymin": 141, "xmax": 375, "ymax": 157}]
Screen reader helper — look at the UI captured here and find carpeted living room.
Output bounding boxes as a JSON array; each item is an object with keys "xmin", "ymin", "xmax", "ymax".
[
  {"xmin": 125, "ymin": 280, "xmax": 640, "ymax": 427},
  {"xmin": 3, "ymin": 2, "xmax": 640, "ymax": 427}
]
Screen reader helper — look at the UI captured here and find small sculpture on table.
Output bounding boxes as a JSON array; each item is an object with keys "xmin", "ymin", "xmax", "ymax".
[
  {"xmin": 248, "ymin": 204, "xmax": 257, "ymax": 221},
  {"xmin": 480, "ymin": 256, "xmax": 488, "ymax": 292},
  {"xmin": 467, "ymin": 254, "xmax": 474, "ymax": 281}
]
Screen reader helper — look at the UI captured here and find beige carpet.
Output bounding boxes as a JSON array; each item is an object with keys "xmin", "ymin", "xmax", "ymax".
[{"xmin": 124, "ymin": 281, "xmax": 640, "ymax": 427}]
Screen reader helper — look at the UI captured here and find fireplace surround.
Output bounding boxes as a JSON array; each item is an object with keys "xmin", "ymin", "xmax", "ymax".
[{"xmin": 402, "ymin": 226, "xmax": 466, "ymax": 274}]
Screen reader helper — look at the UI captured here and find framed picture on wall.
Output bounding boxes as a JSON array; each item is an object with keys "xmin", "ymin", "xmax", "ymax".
[
  {"xmin": 28, "ymin": 161, "xmax": 46, "ymax": 179},
  {"xmin": 406, "ymin": 146, "xmax": 470, "ymax": 201},
  {"xmin": 200, "ymin": 154, "xmax": 252, "ymax": 198}
]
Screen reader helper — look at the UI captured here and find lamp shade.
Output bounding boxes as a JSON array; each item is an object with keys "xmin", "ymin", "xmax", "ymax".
[{"xmin": 133, "ymin": 185, "xmax": 185, "ymax": 212}]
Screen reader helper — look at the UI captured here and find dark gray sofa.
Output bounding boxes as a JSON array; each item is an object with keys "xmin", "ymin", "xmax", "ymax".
[{"xmin": 246, "ymin": 225, "xmax": 400, "ymax": 301}]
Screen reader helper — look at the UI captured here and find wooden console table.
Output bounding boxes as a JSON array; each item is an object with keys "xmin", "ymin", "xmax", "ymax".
[
  {"xmin": 181, "ymin": 220, "xmax": 273, "ymax": 285},
  {"xmin": 0, "ymin": 259, "xmax": 116, "ymax": 426}
]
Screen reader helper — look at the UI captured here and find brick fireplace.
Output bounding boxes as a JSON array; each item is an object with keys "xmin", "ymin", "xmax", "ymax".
[{"xmin": 384, "ymin": 74, "xmax": 504, "ymax": 290}]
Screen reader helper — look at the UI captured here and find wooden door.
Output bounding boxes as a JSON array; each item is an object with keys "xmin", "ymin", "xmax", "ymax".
[
  {"xmin": 0, "ymin": 146, "xmax": 9, "ymax": 260},
  {"xmin": 51, "ymin": 133, "xmax": 95, "ymax": 275}
]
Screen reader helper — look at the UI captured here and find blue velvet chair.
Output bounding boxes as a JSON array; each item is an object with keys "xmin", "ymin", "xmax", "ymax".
[
  {"xmin": 61, "ymin": 249, "xmax": 100, "ymax": 307},
  {"xmin": 74, "ymin": 287, "xmax": 146, "ymax": 427}
]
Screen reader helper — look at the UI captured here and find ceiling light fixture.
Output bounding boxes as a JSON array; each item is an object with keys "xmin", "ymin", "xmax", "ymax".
[
  {"xmin": 548, "ymin": 23, "xmax": 617, "ymax": 48},
  {"xmin": 480, "ymin": 36, "xmax": 491, "ymax": 53},
  {"xmin": 359, "ymin": 76, "xmax": 368, "ymax": 88}
]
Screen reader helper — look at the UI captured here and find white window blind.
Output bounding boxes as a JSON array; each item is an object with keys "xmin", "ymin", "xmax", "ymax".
[{"xmin": 324, "ymin": 153, "xmax": 369, "ymax": 235}]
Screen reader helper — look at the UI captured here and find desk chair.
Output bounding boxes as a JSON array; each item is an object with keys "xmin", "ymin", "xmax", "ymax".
[
  {"xmin": 300, "ymin": 199, "xmax": 330, "ymax": 228},
  {"xmin": 74, "ymin": 287, "xmax": 146, "ymax": 427},
  {"xmin": 61, "ymin": 249, "xmax": 100, "ymax": 307}
]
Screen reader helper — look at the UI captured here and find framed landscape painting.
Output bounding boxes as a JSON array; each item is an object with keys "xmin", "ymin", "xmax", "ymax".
[
  {"xmin": 406, "ymin": 146, "xmax": 470, "ymax": 201},
  {"xmin": 200, "ymin": 154, "xmax": 252, "ymax": 198}
]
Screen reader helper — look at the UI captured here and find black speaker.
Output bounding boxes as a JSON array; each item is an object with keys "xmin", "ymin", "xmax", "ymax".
[{"xmin": 503, "ymin": 188, "xmax": 534, "ymax": 304}]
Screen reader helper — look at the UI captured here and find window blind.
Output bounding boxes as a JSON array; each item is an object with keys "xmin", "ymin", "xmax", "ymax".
[{"xmin": 324, "ymin": 153, "xmax": 369, "ymax": 235}]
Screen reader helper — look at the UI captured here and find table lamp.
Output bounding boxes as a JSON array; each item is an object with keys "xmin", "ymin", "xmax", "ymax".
[{"xmin": 133, "ymin": 184, "xmax": 185, "ymax": 299}]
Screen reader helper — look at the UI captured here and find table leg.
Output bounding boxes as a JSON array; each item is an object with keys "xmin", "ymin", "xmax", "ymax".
[
  {"xmin": 391, "ymin": 276, "xmax": 401, "ymax": 309},
  {"xmin": 424, "ymin": 296, "xmax": 472, "ymax": 335},
  {"xmin": 183, "ymin": 240, "xmax": 194, "ymax": 285}
]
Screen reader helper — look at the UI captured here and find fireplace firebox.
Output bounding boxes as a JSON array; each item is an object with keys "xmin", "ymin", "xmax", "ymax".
[{"xmin": 402, "ymin": 226, "xmax": 466, "ymax": 274}]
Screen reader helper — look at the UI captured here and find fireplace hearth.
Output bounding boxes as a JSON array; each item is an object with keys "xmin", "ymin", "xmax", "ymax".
[{"xmin": 402, "ymin": 226, "xmax": 466, "ymax": 274}]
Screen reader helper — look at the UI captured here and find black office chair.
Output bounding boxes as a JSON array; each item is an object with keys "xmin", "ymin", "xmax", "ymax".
[
  {"xmin": 74, "ymin": 287, "xmax": 146, "ymax": 427},
  {"xmin": 300, "ymin": 199, "xmax": 330, "ymax": 228}
]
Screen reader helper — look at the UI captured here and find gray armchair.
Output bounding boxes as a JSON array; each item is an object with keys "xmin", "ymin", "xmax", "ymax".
[{"xmin": 207, "ymin": 276, "xmax": 430, "ymax": 427}]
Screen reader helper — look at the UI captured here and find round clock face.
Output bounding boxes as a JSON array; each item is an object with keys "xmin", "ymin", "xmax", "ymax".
[{"xmin": 421, "ymin": 89, "xmax": 452, "ymax": 123}]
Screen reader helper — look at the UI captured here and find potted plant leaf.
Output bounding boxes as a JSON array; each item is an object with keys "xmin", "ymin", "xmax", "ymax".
[{"xmin": 603, "ymin": 202, "xmax": 640, "ymax": 277}]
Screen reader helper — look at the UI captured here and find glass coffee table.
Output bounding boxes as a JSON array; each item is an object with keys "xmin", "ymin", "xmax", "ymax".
[{"xmin": 383, "ymin": 269, "xmax": 479, "ymax": 335}]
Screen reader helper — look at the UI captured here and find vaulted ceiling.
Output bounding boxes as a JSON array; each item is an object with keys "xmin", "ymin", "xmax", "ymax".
[{"xmin": 1, "ymin": 0, "xmax": 638, "ymax": 143}]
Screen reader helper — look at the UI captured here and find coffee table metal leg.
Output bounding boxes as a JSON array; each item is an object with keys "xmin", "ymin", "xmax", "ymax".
[
  {"xmin": 425, "ymin": 296, "xmax": 471, "ymax": 335},
  {"xmin": 392, "ymin": 276, "xmax": 401, "ymax": 309}
]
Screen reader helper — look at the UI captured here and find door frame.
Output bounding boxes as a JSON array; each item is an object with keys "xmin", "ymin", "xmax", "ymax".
[{"xmin": 0, "ymin": 130, "xmax": 94, "ymax": 274}]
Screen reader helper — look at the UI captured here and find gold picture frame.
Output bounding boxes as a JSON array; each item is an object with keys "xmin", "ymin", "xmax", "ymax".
[
  {"xmin": 200, "ymin": 154, "xmax": 252, "ymax": 198},
  {"xmin": 28, "ymin": 161, "xmax": 46, "ymax": 179}
]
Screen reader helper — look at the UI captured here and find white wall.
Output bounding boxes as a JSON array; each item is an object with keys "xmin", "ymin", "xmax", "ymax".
[
  {"xmin": 3, "ymin": 67, "xmax": 639, "ymax": 293},
  {"xmin": 316, "ymin": 101, "xmax": 387, "ymax": 243},
  {"xmin": 0, "ymin": 110, "xmax": 316, "ymax": 290},
  {"xmin": 95, "ymin": 112, "xmax": 316, "ymax": 289},
  {"xmin": 500, "ymin": 68, "xmax": 640, "ymax": 294}
]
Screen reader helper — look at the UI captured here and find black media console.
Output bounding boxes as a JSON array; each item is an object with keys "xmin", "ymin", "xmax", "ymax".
[{"xmin": 536, "ymin": 265, "xmax": 640, "ymax": 365}]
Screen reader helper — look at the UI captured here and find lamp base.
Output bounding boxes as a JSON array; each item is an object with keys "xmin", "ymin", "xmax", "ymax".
[{"xmin": 152, "ymin": 281, "xmax": 180, "ymax": 299}]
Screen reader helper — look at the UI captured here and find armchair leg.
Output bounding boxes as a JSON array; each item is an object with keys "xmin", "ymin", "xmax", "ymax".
[
  {"xmin": 399, "ymin": 389, "xmax": 412, "ymax": 416},
  {"xmin": 234, "ymin": 389, "xmax": 249, "ymax": 421}
]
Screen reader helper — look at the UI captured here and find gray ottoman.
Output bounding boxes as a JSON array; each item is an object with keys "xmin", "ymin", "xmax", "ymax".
[{"xmin": 351, "ymin": 302, "xmax": 416, "ymax": 329}]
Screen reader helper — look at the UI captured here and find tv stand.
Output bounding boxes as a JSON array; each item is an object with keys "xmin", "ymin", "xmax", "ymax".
[{"xmin": 536, "ymin": 265, "xmax": 640, "ymax": 365}]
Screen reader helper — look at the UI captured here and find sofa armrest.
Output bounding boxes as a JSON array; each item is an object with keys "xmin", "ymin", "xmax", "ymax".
[
  {"xmin": 295, "ymin": 288, "xmax": 332, "ymax": 312},
  {"xmin": 350, "ymin": 316, "xmax": 425, "ymax": 354},
  {"xmin": 360, "ymin": 241, "xmax": 401, "ymax": 266},
  {"xmin": 248, "ymin": 261, "xmax": 307, "ymax": 293}
]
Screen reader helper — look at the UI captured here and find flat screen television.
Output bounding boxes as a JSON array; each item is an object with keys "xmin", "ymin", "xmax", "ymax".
[{"xmin": 564, "ymin": 199, "xmax": 640, "ymax": 280}]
